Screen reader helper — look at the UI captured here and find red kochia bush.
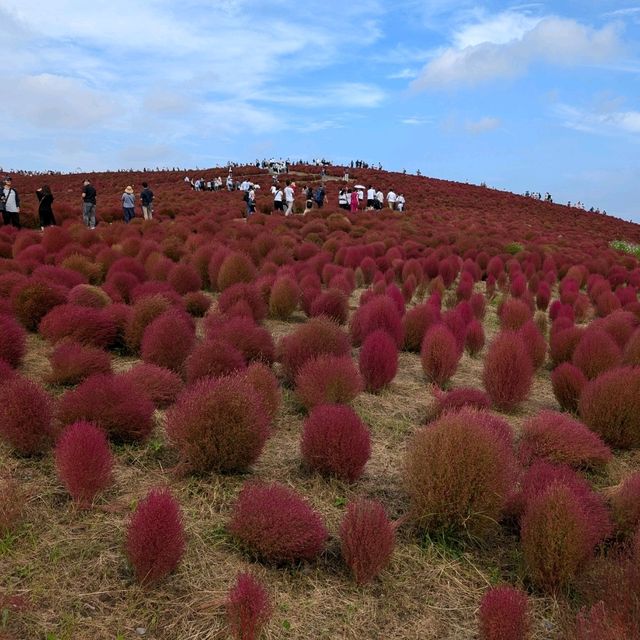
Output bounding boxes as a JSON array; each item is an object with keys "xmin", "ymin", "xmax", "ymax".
[
  {"xmin": 167, "ymin": 262, "xmax": 202, "ymax": 294},
  {"xmin": 578, "ymin": 366, "xmax": 640, "ymax": 448},
  {"xmin": 217, "ymin": 283, "xmax": 267, "ymax": 323},
  {"xmin": 404, "ymin": 408, "xmax": 516, "ymax": 536},
  {"xmin": 0, "ymin": 313, "xmax": 26, "ymax": 368},
  {"xmin": 478, "ymin": 585, "xmax": 530, "ymax": 640},
  {"xmin": 550, "ymin": 326, "xmax": 584, "ymax": 366},
  {"xmin": 309, "ymin": 288, "xmax": 348, "ymax": 325},
  {"xmin": 519, "ymin": 410, "xmax": 612, "ymax": 470},
  {"xmin": 228, "ymin": 482, "xmax": 328, "ymax": 563},
  {"xmin": 301, "ymin": 404, "xmax": 371, "ymax": 482},
  {"xmin": 0, "ymin": 376, "xmax": 53, "ymax": 455},
  {"xmin": 428, "ymin": 386, "xmax": 491, "ymax": 421},
  {"xmin": 68, "ymin": 284, "xmax": 110, "ymax": 308},
  {"xmin": 125, "ymin": 294, "xmax": 172, "ymax": 353},
  {"xmin": 551, "ymin": 363, "xmax": 587, "ymax": 413},
  {"xmin": 483, "ymin": 331, "xmax": 533, "ymax": 411},
  {"xmin": 243, "ymin": 363, "xmax": 281, "ymax": 422},
  {"xmin": 39, "ymin": 304, "xmax": 118, "ymax": 349},
  {"xmin": 498, "ymin": 298, "xmax": 532, "ymax": 330},
  {"xmin": 295, "ymin": 354, "xmax": 362, "ymax": 410},
  {"xmin": 141, "ymin": 309, "xmax": 195, "ymax": 375},
  {"xmin": 609, "ymin": 471, "xmax": 640, "ymax": 538},
  {"xmin": 359, "ymin": 330, "xmax": 398, "ymax": 392},
  {"xmin": 217, "ymin": 253, "xmax": 257, "ymax": 291},
  {"xmin": 278, "ymin": 316, "xmax": 351, "ymax": 384},
  {"xmin": 465, "ymin": 319, "xmax": 485, "ymax": 357},
  {"xmin": 185, "ymin": 339, "xmax": 246, "ymax": 383},
  {"xmin": 420, "ymin": 324, "xmax": 461, "ymax": 387},
  {"xmin": 166, "ymin": 376, "xmax": 269, "ymax": 474},
  {"xmin": 340, "ymin": 498, "xmax": 395, "ymax": 585},
  {"xmin": 402, "ymin": 302, "xmax": 440, "ymax": 352},
  {"xmin": 517, "ymin": 320, "xmax": 547, "ymax": 370},
  {"xmin": 55, "ymin": 421, "xmax": 113, "ymax": 506},
  {"xmin": 226, "ymin": 572, "xmax": 272, "ymax": 640},
  {"xmin": 56, "ymin": 373, "xmax": 155, "ymax": 443},
  {"xmin": 268, "ymin": 275, "xmax": 300, "ymax": 320},
  {"xmin": 11, "ymin": 279, "xmax": 67, "ymax": 331},
  {"xmin": 350, "ymin": 295, "xmax": 403, "ymax": 347},
  {"xmin": 48, "ymin": 341, "xmax": 112, "ymax": 386},
  {"xmin": 119, "ymin": 363, "xmax": 183, "ymax": 410},
  {"xmin": 183, "ymin": 291, "xmax": 212, "ymax": 317},
  {"xmin": 125, "ymin": 488, "xmax": 185, "ymax": 586},
  {"xmin": 206, "ymin": 315, "xmax": 275, "ymax": 364},
  {"xmin": 623, "ymin": 328, "xmax": 640, "ymax": 365},
  {"xmin": 572, "ymin": 329, "xmax": 622, "ymax": 380}
]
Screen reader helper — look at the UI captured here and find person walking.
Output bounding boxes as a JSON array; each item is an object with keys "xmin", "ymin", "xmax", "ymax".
[
  {"xmin": 122, "ymin": 186, "xmax": 135, "ymax": 223},
  {"xmin": 350, "ymin": 188, "xmax": 359, "ymax": 213},
  {"xmin": 140, "ymin": 182, "xmax": 154, "ymax": 220},
  {"xmin": 314, "ymin": 185, "xmax": 326, "ymax": 208},
  {"xmin": 81, "ymin": 179, "xmax": 97, "ymax": 229},
  {"xmin": 36, "ymin": 185, "xmax": 56, "ymax": 228},
  {"xmin": 1, "ymin": 177, "xmax": 20, "ymax": 228},
  {"xmin": 375, "ymin": 188, "xmax": 384, "ymax": 210},
  {"xmin": 386, "ymin": 188, "xmax": 397, "ymax": 210},
  {"xmin": 366, "ymin": 185, "xmax": 375, "ymax": 209},
  {"xmin": 273, "ymin": 185, "xmax": 284, "ymax": 212},
  {"xmin": 284, "ymin": 180, "xmax": 295, "ymax": 216},
  {"xmin": 396, "ymin": 193, "xmax": 406, "ymax": 212}
]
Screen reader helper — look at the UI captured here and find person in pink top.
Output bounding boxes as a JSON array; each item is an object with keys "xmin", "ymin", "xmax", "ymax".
[{"xmin": 350, "ymin": 189, "xmax": 359, "ymax": 212}]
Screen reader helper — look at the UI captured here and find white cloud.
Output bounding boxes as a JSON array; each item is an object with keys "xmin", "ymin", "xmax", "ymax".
[
  {"xmin": 411, "ymin": 13, "xmax": 624, "ymax": 90},
  {"xmin": 388, "ymin": 68, "xmax": 420, "ymax": 79},
  {"xmin": 401, "ymin": 116, "xmax": 431, "ymax": 125},
  {"xmin": 554, "ymin": 103, "xmax": 640, "ymax": 135},
  {"xmin": 464, "ymin": 116, "xmax": 501, "ymax": 133}
]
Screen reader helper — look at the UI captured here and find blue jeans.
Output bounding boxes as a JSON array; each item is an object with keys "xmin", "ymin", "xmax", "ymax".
[
  {"xmin": 83, "ymin": 202, "xmax": 96, "ymax": 228},
  {"xmin": 123, "ymin": 207, "xmax": 135, "ymax": 223}
]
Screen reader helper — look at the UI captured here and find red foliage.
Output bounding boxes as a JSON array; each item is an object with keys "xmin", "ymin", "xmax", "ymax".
[
  {"xmin": 10, "ymin": 279, "xmax": 67, "ymax": 331},
  {"xmin": 217, "ymin": 252, "xmax": 257, "ymax": 291},
  {"xmin": 0, "ymin": 313, "xmax": 26, "ymax": 368},
  {"xmin": 550, "ymin": 326, "xmax": 584, "ymax": 366},
  {"xmin": 551, "ymin": 363, "xmax": 587, "ymax": 413},
  {"xmin": 401, "ymin": 302, "xmax": 441, "ymax": 352},
  {"xmin": 166, "ymin": 375, "xmax": 270, "ymax": 474},
  {"xmin": 56, "ymin": 373, "xmax": 155, "ymax": 443},
  {"xmin": 243, "ymin": 362, "xmax": 281, "ymax": 422},
  {"xmin": 295, "ymin": 354, "xmax": 362, "ymax": 410},
  {"xmin": 68, "ymin": 284, "xmax": 111, "ymax": 308},
  {"xmin": 268, "ymin": 275, "xmax": 300, "ymax": 320},
  {"xmin": 622, "ymin": 327, "xmax": 640, "ymax": 365},
  {"xmin": 39, "ymin": 304, "xmax": 118, "ymax": 349},
  {"xmin": 167, "ymin": 262, "xmax": 202, "ymax": 294},
  {"xmin": 340, "ymin": 498, "xmax": 395, "ymax": 585},
  {"xmin": 578, "ymin": 366, "xmax": 640, "ymax": 448},
  {"xmin": 350, "ymin": 295, "xmax": 403, "ymax": 347},
  {"xmin": 125, "ymin": 294, "xmax": 172, "ymax": 353},
  {"xmin": 301, "ymin": 404, "xmax": 371, "ymax": 482},
  {"xmin": 125, "ymin": 488, "xmax": 186, "ymax": 586},
  {"xmin": 119, "ymin": 363, "xmax": 184, "ymax": 409},
  {"xmin": 205, "ymin": 315, "xmax": 275, "ymax": 364},
  {"xmin": 405, "ymin": 408, "xmax": 517, "ymax": 536},
  {"xmin": 428, "ymin": 386, "xmax": 491, "ymax": 421},
  {"xmin": 140, "ymin": 309, "xmax": 196, "ymax": 375},
  {"xmin": 48, "ymin": 341, "xmax": 112, "ymax": 386},
  {"xmin": 572, "ymin": 602, "xmax": 628, "ymax": 640},
  {"xmin": 185, "ymin": 339, "xmax": 246, "ymax": 383},
  {"xmin": 217, "ymin": 283, "xmax": 267, "ymax": 323},
  {"xmin": 55, "ymin": 421, "xmax": 113, "ymax": 506},
  {"xmin": 519, "ymin": 410, "xmax": 612, "ymax": 470},
  {"xmin": 478, "ymin": 585, "xmax": 530, "ymax": 640},
  {"xmin": 498, "ymin": 298, "xmax": 532, "ymax": 330},
  {"xmin": 183, "ymin": 291, "xmax": 212, "ymax": 317},
  {"xmin": 225, "ymin": 572, "xmax": 272, "ymax": 640},
  {"xmin": 465, "ymin": 318, "xmax": 485, "ymax": 357},
  {"xmin": 0, "ymin": 376, "xmax": 53, "ymax": 455},
  {"xmin": 230, "ymin": 479, "xmax": 329, "ymax": 564},
  {"xmin": 309, "ymin": 288, "xmax": 348, "ymax": 325},
  {"xmin": 609, "ymin": 472, "xmax": 640, "ymax": 538},
  {"xmin": 572, "ymin": 329, "xmax": 622, "ymax": 380},
  {"xmin": 359, "ymin": 329, "xmax": 398, "ymax": 392},
  {"xmin": 517, "ymin": 320, "xmax": 547, "ymax": 370},
  {"xmin": 278, "ymin": 316, "xmax": 351, "ymax": 384},
  {"xmin": 420, "ymin": 324, "xmax": 461, "ymax": 387}
]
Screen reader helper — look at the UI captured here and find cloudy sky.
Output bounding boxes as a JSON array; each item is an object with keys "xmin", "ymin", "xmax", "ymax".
[{"xmin": 2, "ymin": 1, "xmax": 640, "ymax": 221}]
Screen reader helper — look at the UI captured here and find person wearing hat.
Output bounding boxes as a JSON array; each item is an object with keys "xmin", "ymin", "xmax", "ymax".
[
  {"xmin": 122, "ymin": 186, "xmax": 135, "ymax": 223},
  {"xmin": 1, "ymin": 177, "xmax": 21, "ymax": 228},
  {"xmin": 81, "ymin": 179, "xmax": 97, "ymax": 229}
]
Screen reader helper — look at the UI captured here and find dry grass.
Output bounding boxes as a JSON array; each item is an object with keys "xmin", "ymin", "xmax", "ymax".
[{"xmin": 0, "ymin": 291, "xmax": 635, "ymax": 640}]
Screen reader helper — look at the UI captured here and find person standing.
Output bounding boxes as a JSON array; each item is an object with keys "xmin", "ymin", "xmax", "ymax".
[
  {"xmin": 366, "ymin": 185, "xmax": 375, "ymax": 209},
  {"xmin": 375, "ymin": 188, "xmax": 384, "ymax": 210},
  {"xmin": 81, "ymin": 179, "xmax": 97, "ymax": 229},
  {"xmin": 273, "ymin": 185, "xmax": 284, "ymax": 212},
  {"xmin": 121, "ymin": 186, "xmax": 135, "ymax": 223},
  {"xmin": 386, "ymin": 188, "xmax": 397, "ymax": 210},
  {"xmin": 36, "ymin": 185, "xmax": 56, "ymax": 228},
  {"xmin": 1, "ymin": 177, "xmax": 20, "ymax": 228},
  {"xmin": 350, "ymin": 189, "xmax": 359, "ymax": 213},
  {"xmin": 314, "ymin": 185, "xmax": 326, "ymax": 208},
  {"xmin": 140, "ymin": 182, "xmax": 154, "ymax": 220},
  {"xmin": 284, "ymin": 180, "xmax": 295, "ymax": 216},
  {"xmin": 396, "ymin": 193, "xmax": 406, "ymax": 212}
]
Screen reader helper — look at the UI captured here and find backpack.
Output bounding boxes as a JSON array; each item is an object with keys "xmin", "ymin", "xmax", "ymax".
[{"xmin": 243, "ymin": 191, "xmax": 249, "ymax": 202}]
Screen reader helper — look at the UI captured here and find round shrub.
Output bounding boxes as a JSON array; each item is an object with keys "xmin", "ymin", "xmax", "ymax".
[
  {"xmin": 205, "ymin": 314, "xmax": 275, "ymax": 364},
  {"xmin": 228, "ymin": 482, "xmax": 328, "ymax": 563},
  {"xmin": 243, "ymin": 362, "xmax": 281, "ymax": 422},
  {"xmin": 517, "ymin": 320, "xmax": 547, "ymax": 370},
  {"xmin": 55, "ymin": 421, "xmax": 113, "ymax": 506},
  {"xmin": 623, "ymin": 327, "xmax": 640, "ymax": 365},
  {"xmin": 183, "ymin": 291, "xmax": 212, "ymax": 317},
  {"xmin": 340, "ymin": 498, "xmax": 395, "ymax": 585},
  {"xmin": 404, "ymin": 408, "xmax": 517, "ymax": 536},
  {"xmin": 141, "ymin": 309, "xmax": 196, "ymax": 375},
  {"xmin": 185, "ymin": 339, "xmax": 246, "ymax": 384},
  {"xmin": 550, "ymin": 326, "xmax": 584, "ymax": 365},
  {"xmin": 420, "ymin": 324, "xmax": 461, "ymax": 387},
  {"xmin": 0, "ymin": 313, "xmax": 26, "ymax": 368},
  {"xmin": 126, "ymin": 488, "xmax": 185, "ymax": 586},
  {"xmin": 578, "ymin": 366, "xmax": 640, "ymax": 448},
  {"xmin": 217, "ymin": 253, "xmax": 257, "ymax": 291},
  {"xmin": 39, "ymin": 304, "xmax": 118, "ymax": 349},
  {"xmin": 519, "ymin": 410, "xmax": 612, "ymax": 470},
  {"xmin": 0, "ymin": 376, "xmax": 53, "ymax": 455},
  {"xmin": 119, "ymin": 363, "xmax": 183, "ymax": 410},
  {"xmin": 572, "ymin": 329, "xmax": 622, "ymax": 380},
  {"xmin": 56, "ymin": 373, "xmax": 155, "ymax": 443},
  {"xmin": 295, "ymin": 354, "xmax": 362, "ymax": 410},
  {"xmin": 402, "ymin": 303, "xmax": 440, "ymax": 352},
  {"xmin": 11, "ymin": 279, "xmax": 67, "ymax": 331},
  {"xmin": 465, "ymin": 319, "xmax": 485, "ymax": 357},
  {"xmin": 483, "ymin": 330, "xmax": 533, "ymax": 411},
  {"xmin": 498, "ymin": 298, "xmax": 532, "ymax": 330},
  {"xmin": 309, "ymin": 289, "xmax": 349, "ymax": 325},
  {"xmin": 125, "ymin": 294, "xmax": 172, "ymax": 353},
  {"xmin": 217, "ymin": 283, "xmax": 267, "ymax": 324},
  {"xmin": 301, "ymin": 404, "xmax": 371, "ymax": 482},
  {"xmin": 166, "ymin": 376, "xmax": 269, "ymax": 474},
  {"xmin": 278, "ymin": 316, "xmax": 351, "ymax": 384},
  {"xmin": 350, "ymin": 295, "xmax": 403, "ymax": 347},
  {"xmin": 478, "ymin": 585, "xmax": 530, "ymax": 640},
  {"xmin": 359, "ymin": 329, "xmax": 398, "ymax": 392},
  {"xmin": 225, "ymin": 572, "xmax": 272, "ymax": 640},
  {"xmin": 609, "ymin": 472, "xmax": 640, "ymax": 538},
  {"xmin": 167, "ymin": 262, "xmax": 202, "ymax": 294},
  {"xmin": 428, "ymin": 386, "xmax": 491, "ymax": 421},
  {"xmin": 68, "ymin": 284, "xmax": 111, "ymax": 308},
  {"xmin": 268, "ymin": 276, "xmax": 300, "ymax": 320},
  {"xmin": 551, "ymin": 363, "xmax": 587, "ymax": 413},
  {"xmin": 48, "ymin": 341, "xmax": 112, "ymax": 386}
]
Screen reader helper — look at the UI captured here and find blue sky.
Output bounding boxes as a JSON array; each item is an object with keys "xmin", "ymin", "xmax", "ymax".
[{"xmin": 1, "ymin": 1, "xmax": 640, "ymax": 221}]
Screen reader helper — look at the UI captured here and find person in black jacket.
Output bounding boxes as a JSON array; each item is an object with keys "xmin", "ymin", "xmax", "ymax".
[
  {"xmin": 1, "ymin": 177, "xmax": 20, "ymax": 228},
  {"xmin": 36, "ymin": 185, "xmax": 56, "ymax": 228},
  {"xmin": 140, "ymin": 182, "xmax": 154, "ymax": 220}
]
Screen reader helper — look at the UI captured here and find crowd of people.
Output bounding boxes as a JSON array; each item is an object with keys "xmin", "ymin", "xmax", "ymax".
[{"xmin": 338, "ymin": 186, "xmax": 405, "ymax": 212}]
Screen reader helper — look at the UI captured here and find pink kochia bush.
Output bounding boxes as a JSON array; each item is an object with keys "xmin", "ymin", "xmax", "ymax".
[
  {"xmin": 55, "ymin": 421, "xmax": 113, "ymax": 506},
  {"xmin": 518, "ymin": 410, "xmax": 612, "ymax": 470},
  {"xmin": 401, "ymin": 303, "xmax": 440, "ymax": 352},
  {"xmin": 483, "ymin": 331, "xmax": 533, "ymax": 411},
  {"xmin": 551, "ymin": 363, "xmax": 587, "ymax": 413},
  {"xmin": 404, "ymin": 408, "xmax": 516, "ymax": 536},
  {"xmin": 125, "ymin": 488, "xmax": 186, "ymax": 586},
  {"xmin": 166, "ymin": 376, "xmax": 269, "ymax": 474},
  {"xmin": 0, "ymin": 376, "xmax": 53, "ymax": 455},
  {"xmin": 294, "ymin": 354, "xmax": 362, "ymax": 410},
  {"xmin": 118, "ymin": 363, "xmax": 183, "ymax": 410},
  {"xmin": 359, "ymin": 329, "xmax": 398, "ymax": 392},
  {"xmin": 420, "ymin": 324, "xmax": 461, "ymax": 387},
  {"xmin": 185, "ymin": 339, "xmax": 246, "ymax": 383},
  {"xmin": 340, "ymin": 498, "xmax": 395, "ymax": 585},
  {"xmin": 350, "ymin": 295, "xmax": 403, "ymax": 347},
  {"xmin": 56, "ymin": 373, "xmax": 155, "ymax": 443},
  {"xmin": 301, "ymin": 404, "xmax": 371, "ymax": 482},
  {"xmin": 0, "ymin": 313, "xmax": 26, "ymax": 368},
  {"xmin": 578, "ymin": 366, "xmax": 640, "ymax": 449},
  {"xmin": 141, "ymin": 309, "xmax": 195, "ymax": 375},
  {"xmin": 427, "ymin": 386, "xmax": 490, "ymax": 421},
  {"xmin": 47, "ymin": 341, "xmax": 112, "ymax": 386},
  {"xmin": 478, "ymin": 585, "xmax": 530, "ymax": 640},
  {"xmin": 609, "ymin": 471, "xmax": 640, "ymax": 538},
  {"xmin": 572, "ymin": 329, "xmax": 622, "ymax": 380},
  {"xmin": 39, "ymin": 304, "xmax": 118, "ymax": 349},
  {"xmin": 206, "ymin": 315, "xmax": 275, "ymax": 364},
  {"xmin": 225, "ymin": 572, "xmax": 272, "ymax": 640},
  {"xmin": 228, "ymin": 482, "xmax": 328, "ymax": 563}
]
